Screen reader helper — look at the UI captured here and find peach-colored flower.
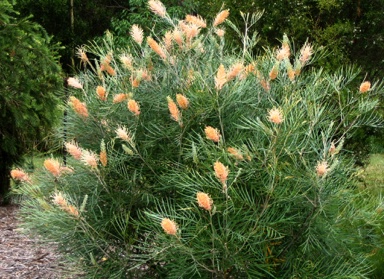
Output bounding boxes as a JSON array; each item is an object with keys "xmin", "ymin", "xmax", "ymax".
[
  {"xmin": 69, "ymin": 96, "xmax": 88, "ymax": 118},
  {"xmin": 213, "ymin": 9, "xmax": 230, "ymax": 27},
  {"xmin": 128, "ymin": 99, "xmax": 140, "ymax": 116},
  {"xmin": 66, "ymin": 205, "xmax": 79, "ymax": 217},
  {"xmin": 269, "ymin": 63, "xmax": 279, "ymax": 80},
  {"xmin": 130, "ymin": 24, "xmax": 144, "ymax": 45},
  {"xmin": 100, "ymin": 54, "xmax": 115, "ymax": 75},
  {"xmin": 316, "ymin": 161, "xmax": 329, "ymax": 177},
  {"xmin": 96, "ymin": 86, "xmax": 107, "ymax": 101},
  {"xmin": 148, "ymin": 0, "xmax": 167, "ymax": 18},
  {"xmin": 287, "ymin": 67, "xmax": 295, "ymax": 81},
  {"xmin": 184, "ymin": 24, "xmax": 200, "ymax": 42},
  {"xmin": 65, "ymin": 141, "xmax": 82, "ymax": 160},
  {"xmin": 176, "ymin": 94, "xmax": 189, "ymax": 109},
  {"xmin": 10, "ymin": 169, "xmax": 30, "ymax": 182},
  {"xmin": 115, "ymin": 126, "xmax": 131, "ymax": 142},
  {"xmin": 185, "ymin": 14, "xmax": 206, "ymax": 28},
  {"xmin": 113, "ymin": 93, "xmax": 128, "ymax": 104},
  {"xmin": 196, "ymin": 192, "xmax": 213, "ymax": 211},
  {"xmin": 215, "ymin": 28, "xmax": 225, "ymax": 37},
  {"xmin": 67, "ymin": 77, "xmax": 83, "ymax": 89},
  {"xmin": 215, "ymin": 64, "xmax": 227, "ymax": 90},
  {"xmin": 81, "ymin": 150, "xmax": 99, "ymax": 168},
  {"xmin": 161, "ymin": 218, "xmax": 177, "ymax": 235},
  {"xmin": 227, "ymin": 147, "xmax": 244, "ymax": 161},
  {"xmin": 76, "ymin": 47, "xmax": 89, "ymax": 65},
  {"xmin": 138, "ymin": 68, "xmax": 151, "ymax": 81},
  {"xmin": 44, "ymin": 158, "xmax": 61, "ymax": 177},
  {"xmin": 214, "ymin": 161, "xmax": 229, "ymax": 185},
  {"xmin": 204, "ymin": 126, "xmax": 220, "ymax": 142},
  {"xmin": 99, "ymin": 140, "xmax": 107, "ymax": 167},
  {"xmin": 178, "ymin": 20, "xmax": 189, "ymax": 34},
  {"xmin": 260, "ymin": 79, "xmax": 270, "ymax": 91},
  {"xmin": 245, "ymin": 64, "xmax": 256, "ymax": 75},
  {"xmin": 300, "ymin": 42, "xmax": 313, "ymax": 64},
  {"xmin": 268, "ymin": 108, "xmax": 284, "ymax": 124},
  {"xmin": 276, "ymin": 45, "xmax": 290, "ymax": 61},
  {"xmin": 359, "ymin": 81, "xmax": 371, "ymax": 93},
  {"xmin": 131, "ymin": 77, "xmax": 141, "ymax": 88},
  {"xmin": 285, "ymin": 61, "xmax": 295, "ymax": 81},
  {"xmin": 167, "ymin": 96, "xmax": 181, "ymax": 124},
  {"xmin": 147, "ymin": 37, "xmax": 167, "ymax": 60},
  {"xmin": 186, "ymin": 69, "xmax": 195, "ymax": 87},
  {"xmin": 294, "ymin": 62, "xmax": 302, "ymax": 77},
  {"xmin": 52, "ymin": 192, "xmax": 79, "ymax": 217},
  {"xmin": 52, "ymin": 192, "xmax": 68, "ymax": 208},
  {"xmin": 163, "ymin": 31, "xmax": 173, "ymax": 51},
  {"xmin": 173, "ymin": 28, "xmax": 184, "ymax": 48},
  {"xmin": 105, "ymin": 65, "xmax": 116, "ymax": 76},
  {"xmin": 103, "ymin": 54, "xmax": 112, "ymax": 65},
  {"xmin": 100, "ymin": 150, "xmax": 107, "ymax": 167},
  {"xmin": 227, "ymin": 63, "xmax": 243, "ymax": 81},
  {"xmin": 119, "ymin": 54, "xmax": 133, "ymax": 70},
  {"xmin": 329, "ymin": 142, "xmax": 338, "ymax": 156}
]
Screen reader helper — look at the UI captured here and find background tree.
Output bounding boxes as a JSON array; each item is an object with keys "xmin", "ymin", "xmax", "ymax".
[
  {"xmin": 14, "ymin": 0, "xmax": 198, "ymax": 71},
  {"xmin": 162, "ymin": 0, "xmax": 382, "ymax": 80},
  {"xmin": 14, "ymin": 0, "xmax": 383, "ymax": 78},
  {"xmin": 15, "ymin": 0, "xmax": 130, "ymax": 72},
  {"xmin": 0, "ymin": 0, "xmax": 63, "ymax": 204}
]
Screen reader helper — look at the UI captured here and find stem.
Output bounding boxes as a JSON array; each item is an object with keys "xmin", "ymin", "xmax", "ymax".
[
  {"xmin": 242, "ymin": 14, "xmax": 249, "ymax": 59},
  {"xmin": 77, "ymin": 219, "xmax": 110, "ymax": 257},
  {"xmin": 275, "ymin": 205, "xmax": 317, "ymax": 260},
  {"xmin": 94, "ymin": 168, "xmax": 110, "ymax": 194},
  {"xmin": 219, "ymin": 178, "xmax": 232, "ymax": 276},
  {"xmin": 178, "ymin": 124, "xmax": 187, "ymax": 164},
  {"xmin": 131, "ymin": 143, "xmax": 157, "ymax": 176},
  {"xmin": 335, "ymin": 117, "xmax": 359, "ymax": 144},
  {"xmin": 234, "ymin": 132, "xmax": 279, "ymax": 256},
  {"xmin": 209, "ymin": 210, "xmax": 216, "ymax": 275},
  {"xmin": 216, "ymin": 93, "xmax": 225, "ymax": 145}
]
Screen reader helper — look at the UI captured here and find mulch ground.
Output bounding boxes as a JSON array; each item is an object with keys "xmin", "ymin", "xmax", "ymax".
[{"xmin": 0, "ymin": 204, "xmax": 84, "ymax": 279}]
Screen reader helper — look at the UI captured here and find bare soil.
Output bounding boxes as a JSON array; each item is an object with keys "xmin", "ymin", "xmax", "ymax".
[{"xmin": 0, "ymin": 204, "xmax": 84, "ymax": 279}]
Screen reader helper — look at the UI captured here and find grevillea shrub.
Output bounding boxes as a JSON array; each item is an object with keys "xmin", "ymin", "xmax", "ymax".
[{"xmin": 12, "ymin": 1, "xmax": 384, "ymax": 278}]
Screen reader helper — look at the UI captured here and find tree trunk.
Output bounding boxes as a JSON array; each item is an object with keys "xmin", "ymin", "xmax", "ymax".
[
  {"xmin": 0, "ymin": 158, "xmax": 11, "ymax": 205},
  {"xmin": 70, "ymin": 0, "xmax": 75, "ymax": 69}
]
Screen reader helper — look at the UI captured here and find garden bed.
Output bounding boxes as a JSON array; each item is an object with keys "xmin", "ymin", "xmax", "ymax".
[{"xmin": 0, "ymin": 204, "xmax": 83, "ymax": 279}]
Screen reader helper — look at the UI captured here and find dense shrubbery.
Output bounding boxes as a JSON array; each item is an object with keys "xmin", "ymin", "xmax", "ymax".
[
  {"xmin": 0, "ymin": 0, "xmax": 63, "ymax": 204},
  {"xmin": 12, "ymin": 1, "xmax": 384, "ymax": 278}
]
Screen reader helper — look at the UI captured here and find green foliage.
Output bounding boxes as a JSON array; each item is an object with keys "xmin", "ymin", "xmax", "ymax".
[
  {"xmin": 13, "ymin": 3, "xmax": 384, "ymax": 278},
  {"xmin": 0, "ymin": 0, "xmax": 63, "ymax": 203},
  {"xmin": 14, "ymin": 0, "xmax": 130, "ymax": 71},
  {"xmin": 180, "ymin": 0, "xmax": 384, "ymax": 80}
]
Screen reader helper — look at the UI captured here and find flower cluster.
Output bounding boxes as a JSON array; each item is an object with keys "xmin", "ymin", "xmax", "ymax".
[
  {"xmin": 52, "ymin": 191, "xmax": 80, "ymax": 218},
  {"xmin": 10, "ymin": 168, "xmax": 31, "ymax": 183}
]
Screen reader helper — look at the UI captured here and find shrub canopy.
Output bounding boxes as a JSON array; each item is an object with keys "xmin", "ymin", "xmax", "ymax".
[{"xmin": 12, "ymin": 2, "xmax": 384, "ymax": 278}]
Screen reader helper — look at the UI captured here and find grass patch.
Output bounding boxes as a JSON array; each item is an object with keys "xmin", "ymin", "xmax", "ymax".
[{"xmin": 359, "ymin": 153, "xmax": 384, "ymax": 194}]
